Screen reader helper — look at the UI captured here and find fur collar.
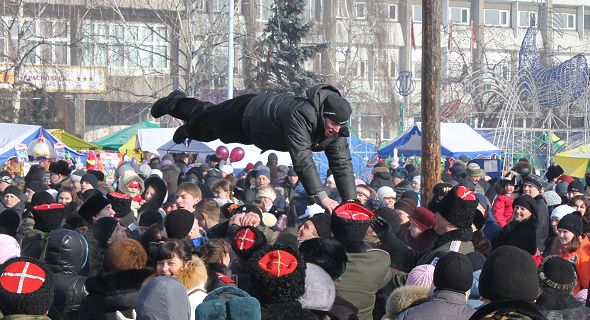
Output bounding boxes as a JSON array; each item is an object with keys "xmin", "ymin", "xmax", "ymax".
[
  {"xmin": 470, "ymin": 300, "xmax": 545, "ymax": 320},
  {"xmin": 86, "ymin": 269, "xmax": 153, "ymax": 295},
  {"xmin": 386, "ymin": 286, "xmax": 430, "ymax": 315}
]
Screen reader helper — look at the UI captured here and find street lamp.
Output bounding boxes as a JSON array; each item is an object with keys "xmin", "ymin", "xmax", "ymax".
[{"xmin": 395, "ymin": 71, "xmax": 416, "ymax": 134}]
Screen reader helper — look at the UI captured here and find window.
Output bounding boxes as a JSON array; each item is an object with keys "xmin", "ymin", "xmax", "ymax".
[
  {"xmin": 519, "ymin": 11, "xmax": 537, "ymax": 27},
  {"xmin": 307, "ymin": 0, "xmax": 323, "ymax": 22},
  {"xmin": 256, "ymin": 0, "xmax": 272, "ymax": 21},
  {"xmin": 484, "ymin": 9, "xmax": 509, "ymax": 26},
  {"xmin": 449, "ymin": 7, "xmax": 469, "ymax": 24},
  {"xmin": 585, "ymin": 15, "xmax": 590, "ymax": 30},
  {"xmin": 355, "ymin": 1, "xmax": 366, "ymax": 19},
  {"xmin": 554, "ymin": 12, "xmax": 576, "ymax": 30},
  {"xmin": 359, "ymin": 60, "xmax": 367, "ymax": 78},
  {"xmin": 212, "ymin": 0, "xmax": 223, "ymax": 12},
  {"xmin": 80, "ymin": 22, "xmax": 169, "ymax": 69},
  {"xmin": 2, "ymin": 19, "xmax": 70, "ymax": 65},
  {"xmin": 387, "ymin": 4, "xmax": 397, "ymax": 21},
  {"xmin": 414, "ymin": 61, "xmax": 421, "ymax": 78},
  {"xmin": 336, "ymin": 0, "xmax": 348, "ymax": 18},
  {"xmin": 413, "ymin": 5, "xmax": 422, "ymax": 22},
  {"xmin": 337, "ymin": 61, "xmax": 347, "ymax": 76}
]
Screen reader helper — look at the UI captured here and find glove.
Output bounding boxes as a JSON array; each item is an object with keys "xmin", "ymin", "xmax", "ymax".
[
  {"xmin": 116, "ymin": 310, "xmax": 137, "ymax": 320},
  {"xmin": 370, "ymin": 216, "xmax": 391, "ymax": 239}
]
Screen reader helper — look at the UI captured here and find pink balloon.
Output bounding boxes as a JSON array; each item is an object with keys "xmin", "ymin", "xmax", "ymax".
[
  {"xmin": 229, "ymin": 147, "xmax": 245, "ymax": 163},
  {"xmin": 215, "ymin": 146, "xmax": 229, "ymax": 161}
]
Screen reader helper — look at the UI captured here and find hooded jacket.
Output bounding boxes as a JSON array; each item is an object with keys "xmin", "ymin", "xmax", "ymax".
[
  {"xmin": 78, "ymin": 269, "xmax": 153, "ymax": 320},
  {"xmin": 45, "ymin": 229, "xmax": 89, "ymax": 320},
  {"xmin": 135, "ymin": 276, "xmax": 191, "ymax": 320},
  {"xmin": 396, "ymin": 289, "xmax": 475, "ymax": 320},
  {"xmin": 370, "ymin": 167, "xmax": 395, "ymax": 190},
  {"xmin": 241, "ymin": 84, "xmax": 356, "ymax": 201},
  {"xmin": 117, "ymin": 171, "xmax": 144, "ymax": 197}
]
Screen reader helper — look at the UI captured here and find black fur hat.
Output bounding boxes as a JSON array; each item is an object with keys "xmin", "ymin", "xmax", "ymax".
[
  {"xmin": 330, "ymin": 202, "xmax": 375, "ymax": 242},
  {"xmin": 48, "ymin": 160, "xmax": 71, "ymax": 177},
  {"xmin": 231, "ymin": 226, "xmax": 266, "ymax": 260},
  {"xmin": 107, "ymin": 192, "xmax": 132, "ymax": 218},
  {"xmin": 32, "ymin": 203, "xmax": 66, "ymax": 233},
  {"xmin": 248, "ymin": 243, "xmax": 306, "ymax": 304},
  {"xmin": 545, "ymin": 165, "xmax": 564, "ymax": 181},
  {"xmin": 436, "ymin": 186, "xmax": 478, "ymax": 229}
]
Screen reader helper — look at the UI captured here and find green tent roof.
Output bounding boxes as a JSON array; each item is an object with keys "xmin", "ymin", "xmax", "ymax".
[{"xmin": 93, "ymin": 121, "xmax": 159, "ymax": 150}]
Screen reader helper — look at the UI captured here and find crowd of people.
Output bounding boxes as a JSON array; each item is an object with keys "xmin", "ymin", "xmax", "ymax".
[{"xmin": 0, "ymin": 153, "xmax": 590, "ymax": 320}]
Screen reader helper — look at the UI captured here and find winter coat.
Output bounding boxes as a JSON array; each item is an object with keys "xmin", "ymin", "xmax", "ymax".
[
  {"xmin": 19, "ymin": 218, "xmax": 48, "ymax": 259},
  {"xmin": 83, "ymin": 231, "xmax": 106, "ymax": 277},
  {"xmin": 492, "ymin": 194, "xmax": 515, "ymax": 228},
  {"xmin": 336, "ymin": 249, "xmax": 392, "ymax": 320},
  {"xmin": 241, "ymin": 84, "xmax": 356, "ymax": 201},
  {"xmin": 494, "ymin": 217, "xmax": 538, "ymax": 255},
  {"xmin": 396, "ymin": 289, "xmax": 475, "ymax": 320},
  {"xmin": 382, "ymin": 286, "xmax": 430, "ymax": 319},
  {"xmin": 559, "ymin": 235, "xmax": 590, "ymax": 293},
  {"xmin": 45, "ymin": 229, "xmax": 89, "ymax": 320},
  {"xmin": 468, "ymin": 300, "xmax": 547, "ymax": 320},
  {"xmin": 205, "ymin": 263, "xmax": 236, "ymax": 292},
  {"xmin": 0, "ymin": 316, "xmax": 51, "ymax": 320},
  {"xmin": 282, "ymin": 181, "xmax": 306, "ymax": 204},
  {"xmin": 134, "ymin": 276, "xmax": 191, "ymax": 320},
  {"xmin": 535, "ymin": 195, "xmax": 550, "ymax": 253},
  {"xmin": 78, "ymin": 269, "xmax": 153, "ymax": 320},
  {"xmin": 161, "ymin": 164, "xmax": 181, "ymax": 196},
  {"xmin": 328, "ymin": 295, "xmax": 359, "ymax": 320},
  {"xmin": 370, "ymin": 167, "xmax": 395, "ymax": 190},
  {"xmin": 536, "ymin": 291, "xmax": 590, "ymax": 320},
  {"xmin": 260, "ymin": 301, "xmax": 318, "ymax": 320}
]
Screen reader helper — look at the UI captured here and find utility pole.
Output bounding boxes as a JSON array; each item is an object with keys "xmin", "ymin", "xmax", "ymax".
[{"xmin": 420, "ymin": 1, "xmax": 441, "ymax": 204}]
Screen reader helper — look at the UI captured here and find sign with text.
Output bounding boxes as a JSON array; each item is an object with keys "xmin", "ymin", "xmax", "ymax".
[{"xmin": 0, "ymin": 65, "xmax": 106, "ymax": 93}]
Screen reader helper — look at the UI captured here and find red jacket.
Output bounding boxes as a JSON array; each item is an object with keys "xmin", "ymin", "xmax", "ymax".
[{"xmin": 492, "ymin": 194, "xmax": 514, "ymax": 228}]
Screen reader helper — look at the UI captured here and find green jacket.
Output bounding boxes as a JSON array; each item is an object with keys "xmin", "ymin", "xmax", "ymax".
[
  {"xmin": 1, "ymin": 315, "xmax": 51, "ymax": 320},
  {"xmin": 20, "ymin": 218, "xmax": 49, "ymax": 259},
  {"xmin": 336, "ymin": 249, "xmax": 392, "ymax": 320}
]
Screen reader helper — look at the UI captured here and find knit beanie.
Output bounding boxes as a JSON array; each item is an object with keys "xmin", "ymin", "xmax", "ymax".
[
  {"xmin": 104, "ymin": 239, "xmax": 147, "ymax": 272},
  {"xmin": 31, "ymin": 203, "xmax": 66, "ymax": 233},
  {"xmin": 545, "ymin": 165, "xmax": 564, "ymax": 181},
  {"xmin": 0, "ymin": 234, "xmax": 20, "ymax": 264},
  {"xmin": 557, "ymin": 213, "xmax": 583, "ymax": 237},
  {"xmin": 3, "ymin": 186, "xmax": 22, "ymax": 199},
  {"xmin": 550, "ymin": 205, "xmax": 576, "ymax": 221},
  {"xmin": 107, "ymin": 192, "xmax": 133, "ymax": 218},
  {"xmin": 323, "ymin": 94, "xmax": 352, "ymax": 125},
  {"xmin": 330, "ymin": 202, "xmax": 375, "ymax": 243},
  {"xmin": 512, "ymin": 194, "xmax": 538, "ymax": 216},
  {"xmin": 31, "ymin": 191, "xmax": 55, "ymax": 207},
  {"xmin": 70, "ymin": 170, "xmax": 85, "ymax": 183},
  {"xmin": 219, "ymin": 164, "xmax": 234, "ymax": 176},
  {"xmin": 394, "ymin": 198, "xmax": 416, "ymax": 215},
  {"xmin": 80, "ymin": 173, "xmax": 99, "ymax": 189},
  {"xmin": 230, "ymin": 226, "xmax": 267, "ymax": 260},
  {"xmin": 0, "ymin": 209, "xmax": 20, "ymax": 236},
  {"xmin": 49, "ymin": 160, "xmax": 71, "ymax": 176},
  {"xmin": 555, "ymin": 181, "xmax": 569, "ymax": 196},
  {"xmin": 410, "ymin": 207, "xmax": 436, "ymax": 230},
  {"xmin": 538, "ymin": 256, "xmax": 577, "ymax": 293},
  {"xmin": 79, "ymin": 193, "xmax": 111, "ymax": 223},
  {"xmin": 24, "ymin": 180, "xmax": 45, "ymax": 194},
  {"xmin": 406, "ymin": 264, "xmax": 435, "ymax": 288},
  {"xmin": 401, "ymin": 190, "xmax": 419, "ymax": 206},
  {"xmin": 87, "ymin": 170, "xmax": 105, "ymax": 182},
  {"xmin": 568, "ymin": 180, "xmax": 585, "ymax": 194},
  {"xmin": 309, "ymin": 213, "xmax": 332, "ymax": 238},
  {"xmin": 479, "ymin": 246, "xmax": 539, "ymax": 302},
  {"xmin": 93, "ymin": 217, "xmax": 119, "ymax": 248},
  {"xmin": 288, "ymin": 167, "xmax": 297, "ymax": 177},
  {"xmin": 522, "ymin": 174, "xmax": 545, "ymax": 191},
  {"xmin": 436, "ymin": 186, "xmax": 478, "ymax": 229},
  {"xmin": 0, "ymin": 256, "xmax": 54, "ymax": 316},
  {"xmin": 544, "ymin": 191, "xmax": 563, "ymax": 207},
  {"xmin": 377, "ymin": 186, "xmax": 396, "ymax": 202},
  {"xmin": 433, "ymin": 252, "xmax": 473, "ymax": 293},
  {"xmin": 248, "ymin": 244, "xmax": 306, "ymax": 303},
  {"xmin": 255, "ymin": 167, "xmax": 271, "ymax": 180},
  {"xmin": 138, "ymin": 210, "xmax": 164, "ymax": 229},
  {"xmin": 165, "ymin": 209, "xmax": 195, "ymax": 239}
]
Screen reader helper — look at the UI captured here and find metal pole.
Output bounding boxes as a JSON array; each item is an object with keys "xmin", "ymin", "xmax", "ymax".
[{"xmin": 227, "ymin": 0, "xmax": 234, "ymax": 99}]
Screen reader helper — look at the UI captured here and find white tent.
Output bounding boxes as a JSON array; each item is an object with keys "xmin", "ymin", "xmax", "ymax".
[{"xmin": 137, "ymin": 128, "xmax": 177, "ymax": 155}]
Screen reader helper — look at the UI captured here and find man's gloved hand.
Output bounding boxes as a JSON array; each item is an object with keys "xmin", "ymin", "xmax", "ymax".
[{"xmin": 370, "ymin": 216, "xmax": 392, "ymax": 239}]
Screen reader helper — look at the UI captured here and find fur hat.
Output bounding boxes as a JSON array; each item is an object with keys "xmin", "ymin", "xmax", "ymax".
[
  {"xmin": 165, "ymin": 209, "xmax": 195, "ymax": 239},
  {"xmin": 87, "ymin": 169, "xmax": 105, "ymax": 182},
  {"xmin": 93, "ymin": 217, "xmax": 119, "ymax": 248},
  {"xmin": 80, "ymin": 173, "xmax": 99, "ymax": 189},
  {"xmin": 410, "ymin": 207, "xmax": 436, "ymax": 230},
  {"xmin": 298, "ymin": 263, "xmax": 336, "ymax": 312},
  {"xmin": 330, "ymin": 202, "xmax": 375, "ymax": 243},
  {"xmin": 436, "ymin": 186, "xmax": 477, "ymax": 229},
  {"xmin": 231, "ymin": 226, "xmax": 267, "ymax": 260},
  {"xmin": 550, "ymin": 205, "xmax": 576, "ymax": 221},
  {"xmin": 479, "ymin": 246, "xmax": 539, "ymax": 302},
  {"xmin": 49, "ymin": 160, "xmax": 71, "ymax": 177},
  {"xmin": 31, "ymin": 203, "xmax": 66, "ymax": 233},
  {"xmin": 557, "ymin": 212, "xmax": 583, "ymax": 237},
  {"xmin": 512, "ymin": 194, "xmax": 538, "ymax": 216},
  {"xmin": 394, "ymin": 198, "xmax": 416, "ymax": 215},
  {"xmin": 3, "ymin": 186, "xmax": 22, "ymax": 199},
  {"xmin": 0, "ymin": 235, "xmax": 20, "ymax": 264},
  {"xmin": 104, "ymin": 239, "xmax": 147, "ymax": 272},
  {"xmin": 107, "ymin": 192, "xmax": 132, "ymax": 218},
  {"xmin": 433, "ymin": 252, "xmax": 473, "ymax": 293},
  {"xmin": 31, "ymin": 191, "xmax": 55, "ymax": 207},
  {"xmin": 0, "ymin": 209, "xmax": 20, "ymax": 237},
  {"xmin": 139, "ymin": 210, "xmax": 164, "ymax": 229},
  {"xmin": 0, "ymin": 256, "xmax": 54, "ymax": 316},
  {"xmin": 308, "ymin": 213, "xmax": 332, "ymax": 238},
  {"xmin": 256, "ymin": 186, "xmax": 276, "ymax": 202},
  {"xmin": 406, "ymin": 264, "xmax": 435, "ymax": 288},
  {"xmin": 196, "ymin": 286, "xmax": 261, "ymax": 320},
  {"xmin": 538, "ymin": 256, "xmax": 577, "ymax": 293},
  {"xmin": 24, "ymin": 180, "xmax": 45, "ymax": 194},
  {"xmin": 545, "ymin": 165, "xmax": 564, "ymax": 181},
  {"xmin": 248, "ymin": 244, "xmax": 306, "ymax": 303},
  {"xmin": 219, "ymin": 164, "xmax": 234, "ymax": 176},
  {"xmin": 79, "ymin": 193, "xmax": 111, "ymax": 223},
  {"xmin": 298, "ymin": 238, "xmax": 348, "ymax": 280}
]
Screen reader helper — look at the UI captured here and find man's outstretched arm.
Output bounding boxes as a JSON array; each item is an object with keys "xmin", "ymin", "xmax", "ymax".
[{"xmin": 324, "ymin": 135, "xmax": 356, "ymax": 201}]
